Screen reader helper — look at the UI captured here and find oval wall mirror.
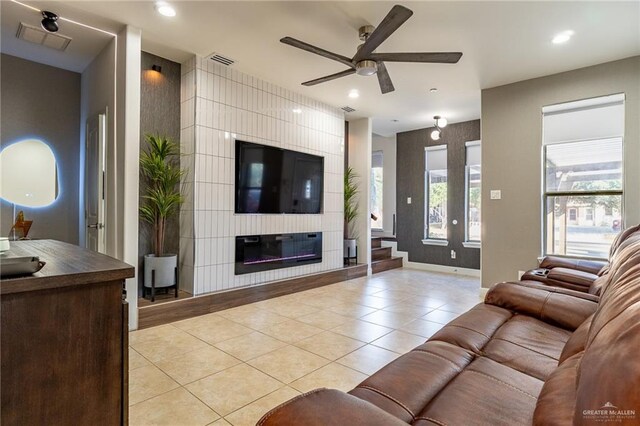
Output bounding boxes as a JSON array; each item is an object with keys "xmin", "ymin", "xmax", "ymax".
[{"xmin": 0, "ymin": 139, "xmax": 59, "ymax": 207}]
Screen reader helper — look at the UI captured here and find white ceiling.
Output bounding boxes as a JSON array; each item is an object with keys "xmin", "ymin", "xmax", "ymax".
[
  {"xmin": 7, "ymin": 1, "xmax": 640, "ymax": 135},
  {"xmin": 1, "ymin": 1, "xmax": 118, "ymax": 73}
]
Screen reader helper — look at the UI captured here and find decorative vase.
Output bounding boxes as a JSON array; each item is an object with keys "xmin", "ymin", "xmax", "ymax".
[
  {"xmin": 144, "ymin": 254, "xmax": 177, "ymax": 288},
  {"xmin": 343, "ymin": 238, "xmax": 357, "ymax": 259}
]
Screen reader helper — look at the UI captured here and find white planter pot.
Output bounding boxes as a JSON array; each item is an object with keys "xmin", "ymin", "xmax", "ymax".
[
  {"xmin": 144, "ymin": 254, "xmax": 177, "ymax": 288},
  {"xmin": 343, "ymin": 239, "xmax": 357, "ymax": 259}
]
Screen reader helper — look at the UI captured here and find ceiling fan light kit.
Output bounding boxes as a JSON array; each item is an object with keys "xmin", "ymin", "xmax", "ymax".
[
  {"xmin": 280, "ymin": 5, "xmax": 462, "ymax": 94},
  {"xmin": 355, "ymin": 60, "xmax": 377, "ymax": 76}
]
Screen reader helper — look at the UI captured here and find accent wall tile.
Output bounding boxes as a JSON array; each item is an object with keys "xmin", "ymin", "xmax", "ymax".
[{"xmin": 181, "ymin": 55, "xmax": 344, "ymax": 295}]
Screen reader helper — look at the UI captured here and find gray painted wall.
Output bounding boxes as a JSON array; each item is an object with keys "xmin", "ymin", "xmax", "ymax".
[
  {"xmin": 80, "ymin": 39, "xmax": 116, "ymax": 252},
  {"xmin": 1, "ymin": 54, "xmax": 80, "ymax": 244},
  {"xmin": 138, "ymin": 51, "xmax": 181, "ymax": 292},
  {"xmin": 396, "ymin": 120, "xmax": 481, "ymax": 269},
  {"xmin": 481, "ymin": 56, "xmax": 640, "ymax": 288}
]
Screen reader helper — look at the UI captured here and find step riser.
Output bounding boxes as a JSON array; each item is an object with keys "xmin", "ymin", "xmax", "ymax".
[
  {"xmin": 371, "ymin": 257, "xmax": 403, "ymax": 274},
  {"xmin": 371, "ymin": 247, "xmax": 392, "ymax": 261},
  {"xmin": 371, "ymin": 238, "xmax": 382, "ymax": 249}
]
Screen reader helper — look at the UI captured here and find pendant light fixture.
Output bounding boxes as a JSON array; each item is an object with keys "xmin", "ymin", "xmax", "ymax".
[{"xmin": 431, "ymin": 115, "xmax": 448, "ymax": 140}]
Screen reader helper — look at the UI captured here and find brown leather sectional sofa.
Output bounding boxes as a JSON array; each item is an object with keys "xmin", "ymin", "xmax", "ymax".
[{"xmin": 259, "ymin": 229, "xmax": 640, "ymax": 425}]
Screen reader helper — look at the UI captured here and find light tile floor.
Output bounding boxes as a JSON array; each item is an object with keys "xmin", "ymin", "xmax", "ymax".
[{"xmin": 129, "ymin": 268, "xmax": 481, "ymax": 426}]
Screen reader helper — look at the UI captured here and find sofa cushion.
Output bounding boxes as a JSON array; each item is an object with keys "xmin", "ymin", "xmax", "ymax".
[
  {"xmin": 588, "ymin": 234, "xmax": 640, "ymax": 341},
  {"xmin": 427, "ymin": 303, "xmax": 513, "ymax": 354},
  {"xmin": 482, "ymin": 336, "xmax": 558, "ymax": 381},
  {"xmin": 485, "ymin": 282, "xmax": 598, "ymax": 330},
  {"xmin": 491, "ymin": 315, "xmax": 572, "ymax": 359},
  {"xmin": 256, "ymin": 388, "xmax": 407, "ymax": 426},
  {"xmin": 558, "ymin": 315, "xmax": 592, "ymax": 364},
  {"xmin": 533, "ymin": 352, "xmax": 581, "ymax": 426},
  {"xmin": 608, "ymin": 223, "xmax": 640, "ymax": 259},
  {"xmin": 576, "ymin": 303, "xmax": 640, "ymax": 424},
  {"xmin": 415, "ymin": 357, "xmax": 543, "ymax": 426},
  {"xmin": 349, "ymin": 341, "xmax": 474, "ymax": 423}
]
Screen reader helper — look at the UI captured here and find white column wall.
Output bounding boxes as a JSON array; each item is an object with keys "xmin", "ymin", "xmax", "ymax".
[
  {"xmin": 116, "ymin": 26, "xmax": 141, "ymax": 330},
  {"xmin": 348, "ymin": 118, "xmax": 372, "ymax": 270}
]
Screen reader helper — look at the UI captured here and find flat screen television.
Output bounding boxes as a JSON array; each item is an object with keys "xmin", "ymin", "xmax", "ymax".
[{"xmin": 235, "ymin": 140, "xmax": 324, "ymax": 214}]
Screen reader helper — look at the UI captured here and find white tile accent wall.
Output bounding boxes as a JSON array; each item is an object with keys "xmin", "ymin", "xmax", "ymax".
[{"xmin": 180, "ymin": 56, "xmax": 345, "ymax": 296}]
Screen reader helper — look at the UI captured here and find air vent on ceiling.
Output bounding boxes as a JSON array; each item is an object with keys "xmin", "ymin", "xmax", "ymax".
[
  {"xmin": 207, "ymin": 52, "xmax": 235, "ymax": 66},
  {"xmin": 16, "ymin": 22, "xmax": 72, "ymax": 51},
  {"xmin": 341, "ymin": 106, "xmax": 356, "ymax": 113}
]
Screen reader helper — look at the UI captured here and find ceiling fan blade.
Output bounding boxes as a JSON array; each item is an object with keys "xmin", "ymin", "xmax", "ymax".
[
  {"xmin": 369, "ymin": 52, "xmax": 463, "ymax": 64},
  {"xmin": 353, "ymin": 5, "xmax": 413, "ymax": 62},
  {"xmin": 376, "ymin": 62, "xmax": 395, "ymax": 94},
  {"xmin": 280, "ymin": 37, "xmax": 354, "ymax": 68},
  {"xmin": 301, "ymin": 69, "xmax": 356, "ymax": 86}
]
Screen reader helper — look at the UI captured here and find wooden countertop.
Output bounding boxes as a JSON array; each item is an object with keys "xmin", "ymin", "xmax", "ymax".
[{"xmin": 0, "ymin": 240, "xmax": 134, "ymax": 295}]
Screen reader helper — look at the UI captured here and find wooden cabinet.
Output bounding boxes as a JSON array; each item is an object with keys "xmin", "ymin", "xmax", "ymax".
[{"xmin": 1, "ymin": 240, "xmax": 134, "ymax": 425}]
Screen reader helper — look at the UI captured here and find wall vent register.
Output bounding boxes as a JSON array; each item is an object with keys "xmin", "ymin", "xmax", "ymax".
[
  {"xmin": 235, "ymin": 232, "xmax": 322, "ymax": 275},
  {"xmin": 207, "ymin": 52, "xmax": 235, "ymax": 66}
]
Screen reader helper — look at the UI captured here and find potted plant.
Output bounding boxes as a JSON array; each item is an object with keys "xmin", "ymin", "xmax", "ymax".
[
  {"xmin": 344, "ymin": 166, "xmax": 359, "ymax": 261},
  {"xmin": 139, "ymin": 134, "xmax": 185, "ymax": 299}
]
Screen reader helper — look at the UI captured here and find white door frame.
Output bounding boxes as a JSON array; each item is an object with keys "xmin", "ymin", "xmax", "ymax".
[{"xmin": 85, "ymin": 112, "xmax": 107, "ymax": 253}]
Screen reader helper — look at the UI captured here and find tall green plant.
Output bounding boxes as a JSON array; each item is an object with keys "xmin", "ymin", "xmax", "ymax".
[
  {"xmin": 344, "ymin": 166, "xmax": 359, "ymax": 239},
  {"xmin": 140, "ymin": 134, "xmax": 185, "ymax": 256}
]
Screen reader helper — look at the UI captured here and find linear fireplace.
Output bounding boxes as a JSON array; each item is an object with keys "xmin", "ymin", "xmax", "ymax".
[{"xmin": 235, "ymin": 232, "xmax": 322, "ymax": 275}]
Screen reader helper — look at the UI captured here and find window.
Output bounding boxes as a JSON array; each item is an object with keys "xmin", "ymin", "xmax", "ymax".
[
  {"xmin": 465, "ymin": 141, "xmax": 481, "ymax": 244},
  {"xmin": 425, "ymin": 145, "xmax": 448, "ymax": 241},
  {"xmin": 543, "ymin": 94, "xmax": 624, "ymax": 259},
  {"xmin": 371, "ymin": 151, "xmax": 383, "ymax": 229},
  {"xmin": 585, "ymin": 208, "xmax": 594, "ymax": 222}
]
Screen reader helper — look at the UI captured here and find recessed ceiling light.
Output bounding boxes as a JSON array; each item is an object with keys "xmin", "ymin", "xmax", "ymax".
[
  {"xmin": 348, "ymin": 89, "xmax": 360, "ymax": 99},
  {"xmin": 155, "ymin": 2, "xmax": 176, "ymax": 17},
  {"xmin": 292, "ymin": 108, "xmax": 302, "ymax": 114},
  {"xmin": 429, "ymin": 88, "xmax": 438, "ymax": 93},
  {"xmin": 552, "ymin": 30, "xmax": 574, "ymax": 44},
  {"xmin": 391, "ymin": 119, "xmax": 399, "ymax": 122}
]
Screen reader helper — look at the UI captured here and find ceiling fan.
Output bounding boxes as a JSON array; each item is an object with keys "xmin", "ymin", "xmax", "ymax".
[{"xmin": 280, "ymin": 4, "xmax": 463, "ymax": 94}]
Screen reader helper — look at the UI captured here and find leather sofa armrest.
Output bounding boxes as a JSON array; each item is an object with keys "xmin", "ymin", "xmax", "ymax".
[
  {"xmin": 539, "ymin": 256, "xmax": 607, "ymax": 275},
  {"xmin": 546, "ymin": 268, "xmax": 597, "ymax": 289},
  {"xmin": 485, "ymin": 282, "xmax": 598, "ymax": 330},
  {"xmin": 257, "ymin": 388, "xmax": 407, "ymax": 426}
]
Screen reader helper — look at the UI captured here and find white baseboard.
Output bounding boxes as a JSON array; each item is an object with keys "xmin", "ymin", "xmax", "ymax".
[
  {"xmin": 404, "ymin": 261, "xmax": 481, "ymax": 277},
  {"xmin": 380, "ymin": 240, "xmax": 480, "ymax": 277}
]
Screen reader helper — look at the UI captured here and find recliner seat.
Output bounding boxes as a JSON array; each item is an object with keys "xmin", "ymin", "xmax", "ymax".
[{"xmin": 521, "ymin": 224, "xmax": 640, "ymax": 294}]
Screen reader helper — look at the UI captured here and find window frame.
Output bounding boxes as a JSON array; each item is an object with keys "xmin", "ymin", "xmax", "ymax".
[
  {"xmin": 423, "ymin": 145, "xmax": 449, "ymax": 246},
  {"xmin": 542, "ymin": 136, "xmax": 624, "ymax": 260},
  {"xmin": 464, "ymin": 140, "xmax": 481, "ymax": 247}
]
